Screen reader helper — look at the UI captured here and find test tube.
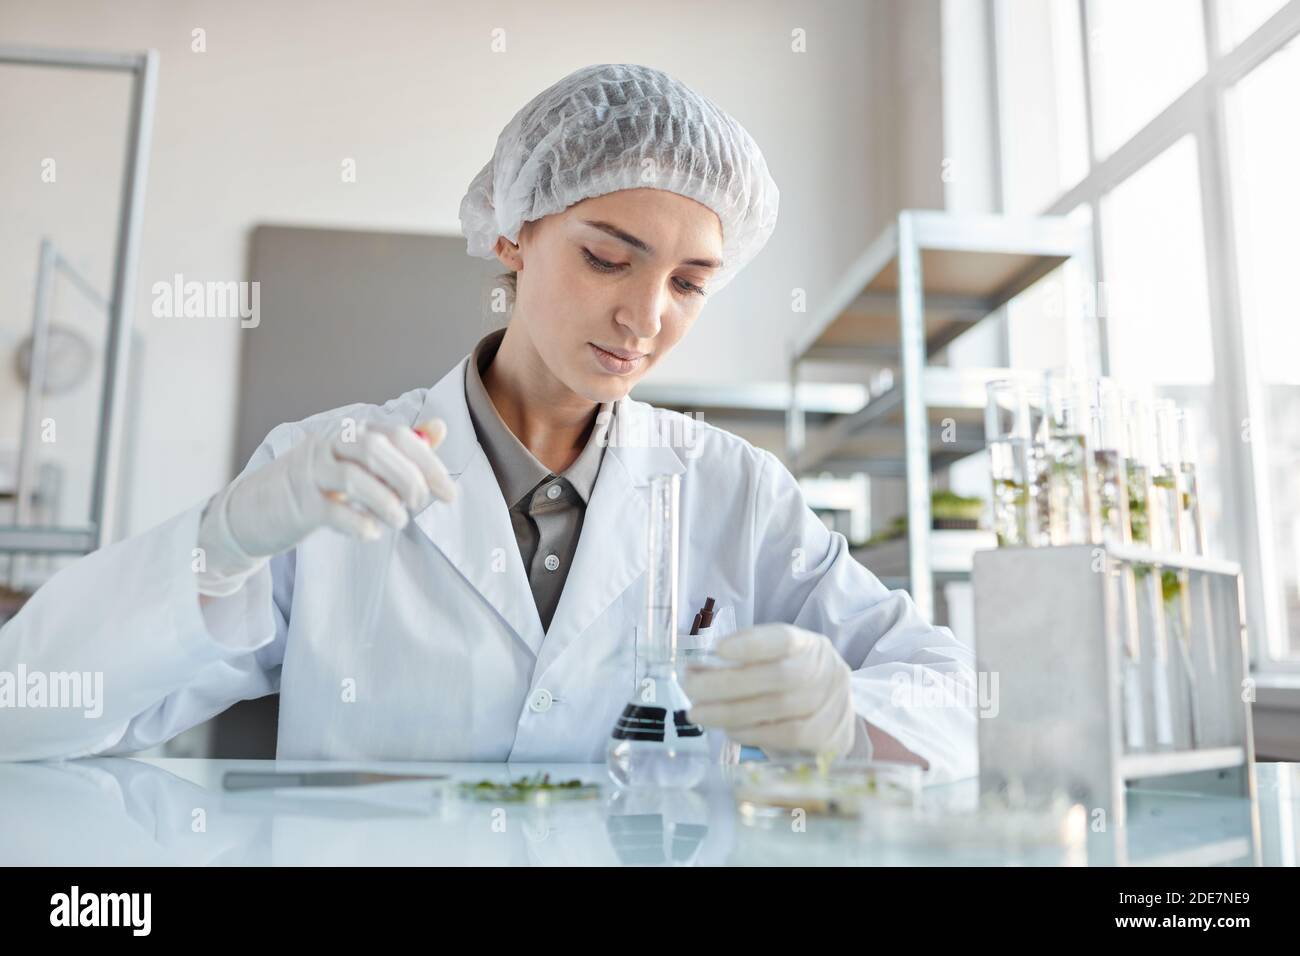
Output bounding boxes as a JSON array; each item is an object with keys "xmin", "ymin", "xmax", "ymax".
[
  {"xmin": 1123, "ymin": 388, "xmax": 1177, "ymax": 750},
  {"xmin": 1123, "ymin": 390, "xmax": 1157, "ymax": 549},
  {"xmin": 985, "ymin": 380, "xmax": 1031, "ymax": 548},
  {"xmin": 1156, "ymin": 400, "xmax": 1199, "ymax": 750},
  {"xmin": 1177, "ymin": 408, "xmax": 1224, "ymax": 744},
  {"xmin": 1024, "ymin": 382, "xmax": 1053, "ymax": 547},
  {"xmin": 1091, "ymin": 378, "xmax": 1145, "ymax": 751},
  {"xmin": 1152, "ymin": 400, "xmax": 1185, "ymax": 554},
  {"xmin": 1043, "ymin": 370, "xmax": 1098, "ymax": 546},
  {"xmin": 1176, "ymin": 409, "xmax": 1208, "ymax": 555},
  {"xmin": 1088, "ymin": 378, "xmax": 1130, "ymax": 546}
]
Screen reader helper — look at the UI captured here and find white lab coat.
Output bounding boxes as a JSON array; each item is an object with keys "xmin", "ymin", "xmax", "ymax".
[{"xmin": 0, "ymin": 354, "xmax": 978, "ymax": 780}]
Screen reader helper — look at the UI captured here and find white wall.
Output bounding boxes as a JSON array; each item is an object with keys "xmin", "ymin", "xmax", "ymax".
[
  {"xmin": 0, "ymin": 0, "xmax": 925, "ymax": 539},
  {"xmin": 856, "ymin": 0, "xmax": 949, "ymax": 532},
  {"xmin": 893, "ymin": 0, "xmax": 947, "ymax": 211}
]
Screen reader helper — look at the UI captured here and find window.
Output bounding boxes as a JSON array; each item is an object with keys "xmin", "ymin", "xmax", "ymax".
[
  {"xmin": 994, "ymin": 0, "xmax": 1300, "ymax": 667},
  {"xmin": 1227, "ymin": 34, "xmax": 1300, "ymax": 657},
  {"xmin": 1086, "ymin": 0, "xmax": 1206, "ymax": 157},
  {"xmin": 1100, "ymin": 137, "xmax": 1213, "ymax": 387},
  {"xmin": 1005, "ymin": 205, "xmax": 1096, "ymax": 375},
  {"xmin": 996, "ymin": 0, "xmax": 1089, "ymax": 213},
  {"xmin": 1216, "ymin": 0, "xmax": 1290, "ymax": 50},
  {"xmin": 1100, "ymin": 137, "xmax": 1224, "ymax": 556}
]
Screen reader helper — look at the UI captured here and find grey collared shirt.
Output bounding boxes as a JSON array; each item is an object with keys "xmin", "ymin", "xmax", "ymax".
[{"xmin": 463, "ymin": 327, "xmax": 615, "ymax": 633}]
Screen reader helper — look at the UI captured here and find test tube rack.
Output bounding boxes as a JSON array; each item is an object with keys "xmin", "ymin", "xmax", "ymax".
[{"xmin": 973, "ymin": 544, "xmax": 1259, "ymax": 865}]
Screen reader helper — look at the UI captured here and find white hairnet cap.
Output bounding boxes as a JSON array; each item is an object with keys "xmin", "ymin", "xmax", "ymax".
[{"xmin": 459, "ymin": 63, "xmax": 779, "ymax": 295}]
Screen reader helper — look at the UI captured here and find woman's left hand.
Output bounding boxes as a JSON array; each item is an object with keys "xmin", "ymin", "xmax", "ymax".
[{"xmin": 682, "ymin": 623, "xmax": 858, "ymax": 757}]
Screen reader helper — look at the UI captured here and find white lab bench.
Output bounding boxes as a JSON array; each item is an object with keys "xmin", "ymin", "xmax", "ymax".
[{"xmin": 0, "ymin": 757, "xmax": 1293, "ymax": 866}]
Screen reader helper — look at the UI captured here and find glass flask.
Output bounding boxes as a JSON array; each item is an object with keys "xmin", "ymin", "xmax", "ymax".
[{"xmin": 607, "ymin": 473, "xmax": 711, "ymax": 790}]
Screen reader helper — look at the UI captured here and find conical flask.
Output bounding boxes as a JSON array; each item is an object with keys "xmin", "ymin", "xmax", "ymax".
[{"xmin": 606, "ymin": 473, "xmax": 710, "ymax": 789}]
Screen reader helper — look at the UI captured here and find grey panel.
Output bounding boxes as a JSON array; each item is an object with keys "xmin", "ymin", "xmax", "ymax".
[{"xmin": 236, "ymin": 225, "xmax": 507, "ymax": 468}]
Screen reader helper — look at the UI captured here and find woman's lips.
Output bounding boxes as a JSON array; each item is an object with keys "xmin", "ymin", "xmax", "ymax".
[{"xmin": 589, "ymin": 343, "xmax": 645, "ymax": 375}]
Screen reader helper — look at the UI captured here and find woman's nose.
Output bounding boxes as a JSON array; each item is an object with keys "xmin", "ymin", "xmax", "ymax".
[{"xmin": 617, "ymin": 281, "xmax": 666, "ymax": 339}]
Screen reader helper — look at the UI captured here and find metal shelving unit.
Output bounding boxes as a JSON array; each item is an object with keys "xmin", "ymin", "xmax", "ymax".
[
  {"xmin": 787, "ymin": 210, "xmax": 1094, "ymax": 621},
  {"xmin": 973, "ymin": 544, "xmax": 1257, "ymax": 863},
  {"xmin": 631, "ymin": 381, "xmax": 870, "ymax": 424},
  {"xmin": 0, "ymin": 45, "xmax": 158, "ymax": 575}
]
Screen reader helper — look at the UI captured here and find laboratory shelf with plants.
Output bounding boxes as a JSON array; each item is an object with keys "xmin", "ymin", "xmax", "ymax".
[{"xmin": 785, "ymin": 210, "xmax": 1094, "ymax": 622}]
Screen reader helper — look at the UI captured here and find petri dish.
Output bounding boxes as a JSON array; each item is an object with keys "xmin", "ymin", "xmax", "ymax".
[{"xmin": 730, "ymin": 758, "xmax": 923, "ymax": 822}]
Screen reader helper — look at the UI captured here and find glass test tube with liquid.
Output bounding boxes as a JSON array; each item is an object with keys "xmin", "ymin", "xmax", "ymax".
[
  {"xmin": 1091, "ymin": 378, "xmax": 1146, "ymax": 752},
  {"xmin": 986, "ymin": 380, "xmax": 1031, "ymax": 548},
  {"xmin": 1124, "ymin": 390, "xmax": 1180, "ymax": 750},
  {"xmin": 1154, "ymin": 399, "xmax": 1199, "ymax": 750},
  {"xmin": 1043, "ymin": 370, "xmax": 1099, "ymax": 546}
]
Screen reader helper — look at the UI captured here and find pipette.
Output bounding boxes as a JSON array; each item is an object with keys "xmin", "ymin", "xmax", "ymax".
[{"xmin": 354, "ymin": 424, "xmax": 434, "ymax": 648}]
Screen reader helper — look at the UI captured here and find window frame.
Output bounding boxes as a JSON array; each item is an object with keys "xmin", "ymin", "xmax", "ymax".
[{"xmin": 993, "ymin": 0, "xmax": 1300, "ymax": 672}]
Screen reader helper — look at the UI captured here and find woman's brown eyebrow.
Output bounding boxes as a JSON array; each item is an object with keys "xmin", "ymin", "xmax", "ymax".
[{"xmin": 579, "ymin": 219, "xmax": 722, "ymax": 269}]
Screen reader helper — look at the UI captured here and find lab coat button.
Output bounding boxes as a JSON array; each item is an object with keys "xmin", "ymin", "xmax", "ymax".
[
  {"xmin": 543, "ymin": 553, "xmax": 560, "ymax": 571},
  {"xmin": 529, "ymin": 688, "xmax": 553, "ymax": 713},
  {"xmin": 546, "ymin": 483, "xmax": 562, "ymax": 500}
]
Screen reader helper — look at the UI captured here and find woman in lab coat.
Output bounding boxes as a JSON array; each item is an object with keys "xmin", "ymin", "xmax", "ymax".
[{"xmin": 0, "ymin": 64, "xmax": 976, "ymax": 780}]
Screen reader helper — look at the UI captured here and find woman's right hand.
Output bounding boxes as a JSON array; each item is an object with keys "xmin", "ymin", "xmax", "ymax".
[{"xmin": 196, "ymin": 418, "xmax": 456, "ymax": 596}]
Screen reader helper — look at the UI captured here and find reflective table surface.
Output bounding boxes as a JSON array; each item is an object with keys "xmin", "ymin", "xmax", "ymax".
[{"xmin": 1, "ymin": 758, "xmax": 1294, "ymax": 866}]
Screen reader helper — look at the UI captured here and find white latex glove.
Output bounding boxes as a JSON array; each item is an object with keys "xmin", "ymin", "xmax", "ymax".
[
  {"xmin": 682, "ymin": 622, "xmax": 858, "ymax": 759},
  {"xmin": 196, "ymin": 417, "xmax": 456, "ymax": 596}
]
